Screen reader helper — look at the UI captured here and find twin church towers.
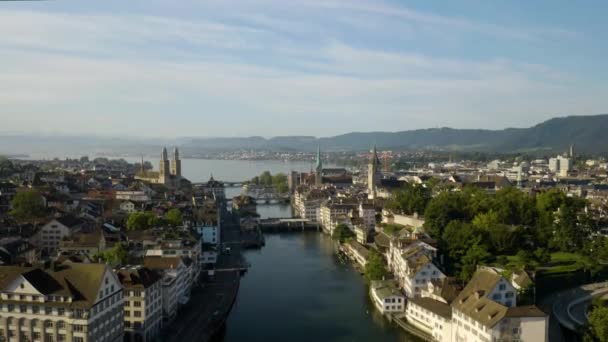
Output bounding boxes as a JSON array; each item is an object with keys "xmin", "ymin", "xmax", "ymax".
[{"xmin": 159, "ymin": 146, "xmax": 182, "ymax": 184}]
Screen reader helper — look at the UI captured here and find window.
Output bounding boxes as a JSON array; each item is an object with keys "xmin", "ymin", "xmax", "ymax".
[
  {"xmin": 134, "ymin": 311, "xmax": 142, "ymax": 317},
  {"xmin": 45, "ymin": 307, "xmax": 52, "ymax": 315},
  {"xmin": 73, "ymin": 337, "xmax": 83, "ymax": 342},
  {"xmin": 57, "ymin": 308, "xmax": 65, "ymax": 315},
  {"xmin": 58, "ymin": 335, "xmax": 66, "ymax": 342},
  {"xmin": 44, "ymin": 321, "xmax": 53, "ymax": 328},
  {"xmin": 134, "ymin": 301, "xmax": 141, "ymax": 307},
  {"xmin": 499, "ymin": 284, "xmax": 506, "ymax": 290},
  {"xmin": 19, "ymin": 305, "xmax": 27, "ymax": 313},
  {"xmin": 32, "ymin": 306, "xmax": 39, "ymax": 314},
  {"xmin": 73, "ymin": 325, "xmax": 83, "ymax": 332},
  {"xmin": 57, "ymin": 321, "xmax": 66, "ymax": 329},
  {"xmin": 124, "ymin": 310, "xmax": 130, "ymax": 317},
  {"xmin": 20, "ymin": 283, "xmax": 25, "ymax": 289}
]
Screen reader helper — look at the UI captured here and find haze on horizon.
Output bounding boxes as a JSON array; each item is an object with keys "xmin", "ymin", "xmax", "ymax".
[{"xmin": 1, "ymin": 0, "xmax": 607, "ymax": 138}]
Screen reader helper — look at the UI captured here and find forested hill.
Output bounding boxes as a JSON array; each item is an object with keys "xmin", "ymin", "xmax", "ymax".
[{"xmin": 182, "ymin": 114, "xmax": 608, "ymax": 154}]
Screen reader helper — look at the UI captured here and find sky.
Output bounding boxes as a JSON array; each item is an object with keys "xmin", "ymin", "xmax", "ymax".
[{"xmin": 1, "ymin": 0, "xmax": 607, "ymax": 138}]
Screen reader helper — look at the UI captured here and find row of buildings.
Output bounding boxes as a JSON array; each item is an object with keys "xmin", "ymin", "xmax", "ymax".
[
  {"xmin": 287, "ymin": 146, "xmax": 550, "ymax": 342},
  {"xmin": 0, "ymin": 149, "xmax": 226, "ymax": 342}
]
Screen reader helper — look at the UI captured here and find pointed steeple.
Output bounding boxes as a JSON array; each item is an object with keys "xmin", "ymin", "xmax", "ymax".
[
  {"xmin": 315, "ymin": 144, "xmax": 322, "ymax": 171},
  {"xmin": 173, "ymin": 147, "xmax": 179, "ymax": 160},
  {"xmin": 371, "ymin": 144, "xmax": 380, "ymax": 167},
  {"xmin": 161, "ymin": 147, "xmax": 168, "ymax": 160}
]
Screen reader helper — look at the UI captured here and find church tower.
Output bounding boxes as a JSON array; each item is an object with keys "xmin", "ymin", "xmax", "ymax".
[
  {"xmin": 171, "ymin": 147, "xmax": 182, "ymax": 178},
  {"xmin": 368, "ymin": 144, "xmax": 381, "ymax": 198},
  {"xmin": 159, "ymin": 147, "xmax": 170, "ymax": 184},
  {"xmin": 315, "ymin": 145, "xmax": 323, "ymax": 186}
]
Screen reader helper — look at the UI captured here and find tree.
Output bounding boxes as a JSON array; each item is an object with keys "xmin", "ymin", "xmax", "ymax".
[
  {"xmin": 472, "ymin": 210, "xmax": 500, "ymax": 231},
  {"xmin": 586, "ymin": 305, "xmax": 608, "ymax": 342},
  {"xmin": 271, "ymin": 173, "xmax": 288, "ymax": 194},
  {"xmin": 441, "ymin": 221, "xmax": 481, "ymax": 261},
  {"xmin": 388, "ymin": 183, "xmax": 431, "ymax": 216},
  {"xmin": 164, "ymin": 209, "xmax": 183, "ymax": 227},
  {"xmin": 493, "ymin": 187, "xmax": 537, "ymax": 226},
  {"xmin": 424, "ymin": 192, "xmax": 469, "ymax": 238},
  {"xmin": 487, "ymin": 224, "xmax": 519, "ymax": 254},
  {"xmin": 10, "ymin": 190, "xmax": 46, "ymax": 223},
  {"xmin": 332, "ymin": 224, "xmax": 354, "ymax": 243},
  {"xmin": 100, "ymin": 244, "xmax": 129, "ymax": 265},
  {"xmin": 126, "ymin": 212, "xmax": 160, "ymax": 231},
  {"xmin": 259, "ymin": 171, "xmax": 273, "ymax": 186},
  {"xmin": 459, "ymin": 240, "xmax": 491, "ymax": 281},
  {"xmin": 364, "ymin": 249, "xmax": 388, "ymax": 282}
]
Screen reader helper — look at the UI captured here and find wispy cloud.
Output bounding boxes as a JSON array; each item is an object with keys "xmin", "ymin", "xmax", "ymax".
[{"xmin": 0, "ymin": 1, "xmax": 602, "ymax": 137}]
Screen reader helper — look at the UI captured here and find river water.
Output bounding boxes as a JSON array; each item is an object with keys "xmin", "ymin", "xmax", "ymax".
[{"xmin": 218, "ymin": 232, "xmax": 418, "ymax": 342}]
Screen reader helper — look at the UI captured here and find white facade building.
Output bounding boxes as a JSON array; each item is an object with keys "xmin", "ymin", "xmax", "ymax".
[{"xmin": 0, "ymin": 263, "xmax": 124, "ymax": 342}]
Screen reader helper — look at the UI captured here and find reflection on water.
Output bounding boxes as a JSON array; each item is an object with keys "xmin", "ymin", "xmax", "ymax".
[{"xmin": 220, "ymin": 233, "xmax": 421, "ymax": 342}]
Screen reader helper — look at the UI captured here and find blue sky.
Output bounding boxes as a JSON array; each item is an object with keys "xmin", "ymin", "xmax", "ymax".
[{"xmin": 1, "ymin": 0, "xmax": 607, "ymax": 138}]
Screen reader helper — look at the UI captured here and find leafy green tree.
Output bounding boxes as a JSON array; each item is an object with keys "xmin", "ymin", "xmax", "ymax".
[
  {"xmin": 487, "ymin": 224, "xmax": 519, "ymax": 254},
  {"xmin": 459, "ymin": 240, "xmax": 491, "ymax": 281},
  {"xmin": 271, "ymin": 173, "xmax": 288, "ymax": 194},
  {"xmin": 164, "ymin": 209, "xmax": 183, "ymax": 227},
  {"xmin": 472, "ymin": 210, "xmax": 500, "ymax": 230},
  {"xmin": 424, "ymin": 192, "xmax": 469, "ymax": 238},
  {"xmin": 10, "ymin": 190, "xmax": 46, "ymax": 223},
  {"xmin": 493, "ymin": 187, "xmax": 537, "ymax": 226},
  {"xmin": 332, "ymin": 224, "xmax": 354, "ymax": 243},
  {"xmin": 586, "ymin": 306, "xmax": 608, "ymax": 342},
  {"xmin": 259, "ymin": 171, "xmax": 273, "ymax": 186},
  {"xmin": 515, "ymin": 249, "xmax": 534, "ymax": 268},
  {"xmin": 100, "ymin": 244, "xmax": 129, "ymax": 265},
  {"xmin": 441, "ymin": 221, "xmax": 482, "ymax": 261},
  {"xmin": 387, "ymin": 183, "xmax": 431, "ymax": 216},
  {"xmin": 533, "ymin": 247, "xmax": 551, "ymax": 264},
  {"xmin": 126, "ymin": 212, "xmax": 160, "ymax": 231},
  {"xmin": 0, "ymin": 156, "xmax": 15, "ymax": 177},
  {"xmin": 364, "ymin": 249, "xmax": 388, "ymax": 282}
]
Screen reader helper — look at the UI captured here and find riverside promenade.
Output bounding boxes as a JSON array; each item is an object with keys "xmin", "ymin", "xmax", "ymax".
[{"xmin": 166, "ymin": 209, "xmax": 247, "ymax": 341}]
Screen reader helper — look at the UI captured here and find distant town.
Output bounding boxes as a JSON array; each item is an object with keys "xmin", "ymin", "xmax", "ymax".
[{"xmin": 0, "ymin": 143, "xmax": 607, "ymax": 342}]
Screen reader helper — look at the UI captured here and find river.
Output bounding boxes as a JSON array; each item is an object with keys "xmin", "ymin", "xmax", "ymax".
[{"xmin": 215, "ymin": 232, "xmax": 417, "ymax": 342}]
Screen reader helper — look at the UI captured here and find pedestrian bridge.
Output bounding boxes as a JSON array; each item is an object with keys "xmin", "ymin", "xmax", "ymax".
[{"xmin": 259, "ymin": 218, "xmax": 319, "ymax": 232}]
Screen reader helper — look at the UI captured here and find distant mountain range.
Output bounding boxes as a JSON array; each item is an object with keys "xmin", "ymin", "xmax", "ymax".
[
  {"xmin": 2, "ymin": 114, "xmax": 608, "ymax": 157},
  {"xmin": 182, "ymin": 114, "xmax": 608, "ymax": 154}
]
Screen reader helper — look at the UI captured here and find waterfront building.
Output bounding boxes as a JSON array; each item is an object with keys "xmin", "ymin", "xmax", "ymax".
[
  {"xmin": 319, "ymin": 200, "xmax": 355, "ymax": 234},
  {"xmin": 405, "ymin": 277, "xmax": 462, "ymax": 342},
  {"xmin": 370, "ymin": 280, "xmax": 405, "ymax": 314},
  {"xmin": 358, "ymin": 202, "xmax": 376, "ymax": 231},
  {"xmin": 135, "ymin": 147, "xmax": 184, "ymax": 189},
  {"xmin": 0, "ymin": 262, "xmax": 124, "ymax": 342},
  {"xmin": 342, "ymin": 240, "xmax": 369, "ymax": 267},
  {"xmin": 116, "ymin": 266, "xmax": 163, "ymax": 342},
  {"xmin": 293, "ymin": 187, "xmax": 329, "ymax": 222},
  {"xmin": 451, "ymin": 267, "xmax": 548, "ymax": 342},
  {"xmin": 388, "ymin": 240, "xmax": 444, "ymax": 297},
  {"xmin": 143, "ymin": 256, "xmax": 188, "ymax": 323}
]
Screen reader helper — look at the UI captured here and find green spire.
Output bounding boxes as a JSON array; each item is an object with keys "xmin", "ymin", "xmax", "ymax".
[
  {"xmin": 315, "ymin": 144, "xmax": 322, "ymax": 171},
  {"xmin": 371, "ymin": 144, "xmax": 380, "ymax": 167}
]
